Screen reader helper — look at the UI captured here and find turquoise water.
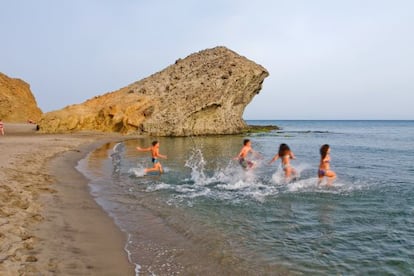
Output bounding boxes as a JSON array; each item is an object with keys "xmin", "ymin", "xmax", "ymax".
[{"xmin": 79, "ymin": 120, "xmax": 414, "ymax": 275}]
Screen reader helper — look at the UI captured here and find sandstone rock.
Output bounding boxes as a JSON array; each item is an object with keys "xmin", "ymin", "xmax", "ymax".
[
  {"xmin": 39, "ymin": 46, "xmax": 269, "ymax": 136},
  {"xmin": 0, "ymin": 73, "xmax": 42, "ymax": 122}
]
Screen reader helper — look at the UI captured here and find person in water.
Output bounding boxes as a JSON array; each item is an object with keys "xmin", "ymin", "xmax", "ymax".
[
  {"xmin": 269, "ymin": 143, "xmax": 297, "ymax": 179},
  {"xmin": 318, "ymin": 144, "xmax": 336, "ymax": 186},
  {"xmin": 235, "ymin": 139, "xmax": 260, "ymax": 170},
  {"xmin": 136, "ymin": 141, "xmax": 167, "ymax": 174}
]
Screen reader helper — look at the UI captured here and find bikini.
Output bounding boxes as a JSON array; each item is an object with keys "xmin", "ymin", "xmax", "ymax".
[
  {"xmin": 281, "ymin": 155, "xmax": 291, "ymax": 170},
  {"xmin": 318, "ymin": 160, "xmax": 330, "ymax": 176},
  {"xmin": 152, "ymin": 158, "xmax": 159, "ymax": 164}
]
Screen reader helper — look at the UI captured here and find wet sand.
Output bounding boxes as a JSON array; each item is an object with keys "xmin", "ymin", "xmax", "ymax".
[{"xmin": 0, "ymin": 123, "xmax": 135, "ymax": 275}]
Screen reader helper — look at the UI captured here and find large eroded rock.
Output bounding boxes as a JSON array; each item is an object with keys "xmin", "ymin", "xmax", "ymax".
[
  {"xmin": 39, "ymin": 46, "xmax": 269, "ymax": 136},
  {"xmin": 0, "ymin": 73, "xmax": 42, "ymax": 122}
]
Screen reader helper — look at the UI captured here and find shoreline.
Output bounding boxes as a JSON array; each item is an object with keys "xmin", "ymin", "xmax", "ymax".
[{"xmin": 0, "ymin": 124, "xmax": 135, "ymax": 275}]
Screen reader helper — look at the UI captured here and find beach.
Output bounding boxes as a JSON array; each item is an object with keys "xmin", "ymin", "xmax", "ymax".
[{"xmin": 0, "ymin": 123, "xmax": 134, "ymax": 275}]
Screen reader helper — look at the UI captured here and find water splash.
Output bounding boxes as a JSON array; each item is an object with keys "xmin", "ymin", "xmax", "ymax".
[
  {"xmin": 184, "ymin": 147, "xmax": 208, "ymax": 185},
  {"xmin": 129, "ymin": 166, "xmax": 147, "ymax": 177},
  {"xmin": 111, "ymin": 142, "xmax": 124, "ymax": 173}
]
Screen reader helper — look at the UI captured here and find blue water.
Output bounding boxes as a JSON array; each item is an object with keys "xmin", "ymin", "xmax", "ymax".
[{"xmin": 79, "ymin": 120, "xmax": 414, "ymax": 275}]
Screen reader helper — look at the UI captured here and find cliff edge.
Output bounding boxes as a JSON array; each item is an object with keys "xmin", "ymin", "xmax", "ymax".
[
  {"xmin": 0, "ymin": 73, "xmax": 42, "ymax": 122},
  {"xmin": 39, "ymin": 46, "xmax": 269, "ymax": 136}
]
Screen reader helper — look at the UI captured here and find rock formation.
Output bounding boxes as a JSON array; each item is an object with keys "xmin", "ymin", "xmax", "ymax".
[
  {"xmin": 39, "ymin": 46, "xmax": 269, "ymax": 136},
  {"xmin": 0, "ymin": 73, "xmax": 42, "ymax": 122}
]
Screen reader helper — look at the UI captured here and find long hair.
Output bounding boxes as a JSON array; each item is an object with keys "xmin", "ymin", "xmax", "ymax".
[
  {"xmin": 320, "ymin": 144, "xmax": 330, "ymax": 159},
  {"xmin": 278, "ymin": 143, "xmax": 290, "ymax": 156}
]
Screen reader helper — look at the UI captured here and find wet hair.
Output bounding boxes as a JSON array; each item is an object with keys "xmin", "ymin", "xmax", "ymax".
[
  {"xmin": 320, "ymin": 144, "xmax": 330, "ymax": 159},
  {"xmin": 152, "ymin": 140, "xmax": 159, "ymax": 146},
  {"xmin": 278, "ymin": 143, "xmax": 290, "ymax": 156},
  {"xmin": 243, "ymin": 139, "xmax": 250, "ymax": 146}
]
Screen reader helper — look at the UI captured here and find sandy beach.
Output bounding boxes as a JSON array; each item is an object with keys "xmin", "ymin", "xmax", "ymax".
[{"xmin": 0, "ymin": 123, "xmax": 134, "ymax": 275}]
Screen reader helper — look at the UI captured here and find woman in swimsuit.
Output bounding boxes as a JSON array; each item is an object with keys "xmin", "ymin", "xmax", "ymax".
[
  {"xmin": 318, "ymin": 144, "xmax": 336, "ymax": 186},
  {"xmin": 269, "ymin": 143, "xmax": 297, "ymax": 179}
]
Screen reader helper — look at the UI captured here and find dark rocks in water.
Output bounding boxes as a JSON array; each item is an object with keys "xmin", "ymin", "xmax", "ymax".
[{"xmin": 244, "ymin": 125, "xmax": 279, "ymax": 133}]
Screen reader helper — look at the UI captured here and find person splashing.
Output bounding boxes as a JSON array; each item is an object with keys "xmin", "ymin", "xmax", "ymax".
[
  {"xmin": 269, "ymin": 143, "xmax": 297, "ymax": 180},
  {"xmin": 234, "ymin": 139, "xmax": 261, "ymax": 170},
  {"xmin": 136, "ymin": 141, "xmax": 167, "ymax": 174},
  {"xmin": 318, "ymin": 144, "xmax": 336, "ymax": 186}
]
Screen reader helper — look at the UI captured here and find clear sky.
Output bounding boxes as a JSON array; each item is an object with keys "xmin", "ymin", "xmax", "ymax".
[{"xmin": 1, "ymin": 0, "xmax": 413, "ymax": 120}]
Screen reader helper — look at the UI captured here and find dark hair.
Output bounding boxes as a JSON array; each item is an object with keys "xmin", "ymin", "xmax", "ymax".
[
  {"xmin": 320, "ymin": 144, "xmax": 330, "ymax": 159},
  {"xmin": 152, "ymin": 140, "xmax": 158, "ymax": 146},
  {"xmin": 243, "ymin": 139, "xmax": 250, "ymax": 146},
  {"xmin": 278, "ymin": 143, "xmax": 290, "ymax": 156}
]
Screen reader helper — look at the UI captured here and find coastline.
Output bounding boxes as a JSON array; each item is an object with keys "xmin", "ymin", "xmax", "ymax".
[{"xmin": 0, "ymin": 124, "xmax": 135, "ymax": 275}]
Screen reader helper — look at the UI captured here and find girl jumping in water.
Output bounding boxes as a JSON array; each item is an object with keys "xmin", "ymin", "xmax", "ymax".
[
  {"xmin": 318, "ymin": 144, "xmax": 336, "ymax": 186},
  {"xmin": 269, "ymin": 143, "xmax": 297, "ymax": 179}
]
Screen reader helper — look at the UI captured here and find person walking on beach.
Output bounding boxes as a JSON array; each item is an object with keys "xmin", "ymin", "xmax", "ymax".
[
  {"xmin": 318, "ymin": 144, "xmax": 336, "ymax": 186},
  {"xmin": 235, "ymin": 139, "xmax": 260, "ymax": 170},
  {"xmin": 136, "ymin": 141, "xmax": 167, "ymax": 174},
  {"xmin": 0, "ymin": 119, "xmax": 4, "ymax": 135},
  {"xmin": 269, "ymin": 143, "xmax": 297, "ymax": 179}
]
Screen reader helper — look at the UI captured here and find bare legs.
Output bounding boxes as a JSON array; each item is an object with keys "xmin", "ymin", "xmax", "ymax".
[{"xmin": 144, "ymin": 162, "xmax": 163, "ymax": 174}]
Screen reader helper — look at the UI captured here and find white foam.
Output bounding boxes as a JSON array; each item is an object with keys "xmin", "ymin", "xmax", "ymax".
[
  {"xmin": 218, "ymin": 180, "xmax": 252, "ymax": 191},
  {"xmin": 123, "ymin": 233, "xmax": 142, "ymax": 276},
  {"xmin": 287, "ymin": 177, "xmax": 319, "ymax": 192},
  {"xmin": 128, "ymin": 167, "xmax": 146, "ymax": 177},
  {"xmin": 146, "ymin": 183, "xmax": 172, "ymax": 192},
  {"xmin": 139, "ymin": 148, "xmax": 371, "ymax": 205}
]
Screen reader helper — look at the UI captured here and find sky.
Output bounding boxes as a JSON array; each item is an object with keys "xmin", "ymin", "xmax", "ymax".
[{"xmin": 1, "ymin": 0, "xmax": 413, "ymax": 120}]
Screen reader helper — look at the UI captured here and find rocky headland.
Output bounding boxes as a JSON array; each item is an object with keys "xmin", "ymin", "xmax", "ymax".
[
  {"xmin": 39, "ymin": 46, "xmax": 269, "ymax": 136},
  {"xmin": 0, "ymin": 73, "xmax": 42, "ymax": 122}
]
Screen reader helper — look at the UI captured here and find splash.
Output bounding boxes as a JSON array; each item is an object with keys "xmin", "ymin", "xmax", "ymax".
[
  {"xmin": 271, "ymin": 162, "xmax": 311, "ymax": 184},
  {"xmin": 128, "ymin": 164, "xmax": 147, "ymax": 177},
  {"xmin": 111, "ymin": 142, "xmax": 125, "ymax": 173},
  {"xmin": 184, "ymin": 147, "xmax": 208, "ymax": 185}
]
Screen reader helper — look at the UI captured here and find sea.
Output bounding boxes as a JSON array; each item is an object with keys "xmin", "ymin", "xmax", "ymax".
[{"xmin": 77, "ymin": 120, "xmax": 414, "ymax": 275}]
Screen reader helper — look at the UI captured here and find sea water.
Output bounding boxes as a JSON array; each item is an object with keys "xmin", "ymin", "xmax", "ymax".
[{"xmin": 77, "ymin": 120, "xmax": 414, "ymax": 275}]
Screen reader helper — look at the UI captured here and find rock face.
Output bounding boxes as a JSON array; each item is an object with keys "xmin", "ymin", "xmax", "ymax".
[
  {"xmin": 39, "ymin": 46, "xmax": 269, "ymax": 136},
  {"xmin": 0, "ymin": 73, "xmax": 42, "ymax": 122}
]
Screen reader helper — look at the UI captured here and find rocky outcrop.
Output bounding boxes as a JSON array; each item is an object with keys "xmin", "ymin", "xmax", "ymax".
[
  {"xmin": 0, "ymin": 73, "xmax": 42, "ymax": 122},
  {"xmin": 39, "ymin": 46, "xmax": 269, "ymax": 136}
]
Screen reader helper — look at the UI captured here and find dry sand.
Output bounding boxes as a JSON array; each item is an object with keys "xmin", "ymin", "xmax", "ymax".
[{"xmin": 0, "ymin": 123, "xmax": 135, "ymax": 275}]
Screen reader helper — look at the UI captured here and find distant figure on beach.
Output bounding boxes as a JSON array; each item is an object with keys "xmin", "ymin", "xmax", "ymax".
[
  {"xmin": 318, "ymin": 144, "xmax": 336, "ymax": 186},
  {"xmin": 269, "ymin": 143, "xmax": 297, "ymax": 179},
  {"xmin": 136, "ymin": 141, "xmax": 167, "ymax": 174},
  {"xmin": 235, "ymin": 139, "xmax": 260, "ymax": 170},
  {"xmin": 0, "ymin": 119, "xmax": 4, "ymax": 135}
]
